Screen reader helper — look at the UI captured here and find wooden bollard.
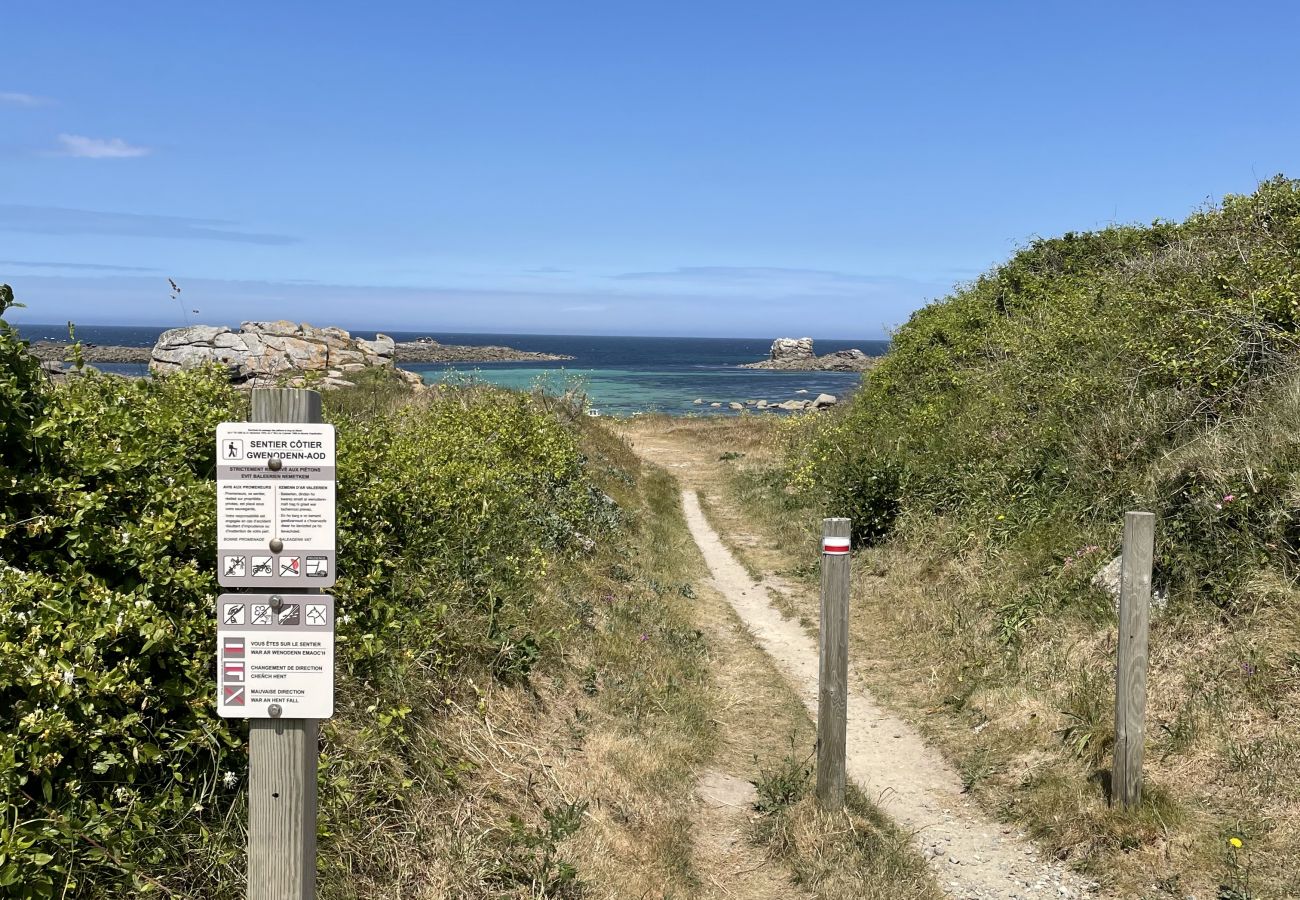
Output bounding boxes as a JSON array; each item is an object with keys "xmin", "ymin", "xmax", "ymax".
[
  {"xmin": 816, "ymin": 517, "xmax": 851, "ymax": 810},
  {"xmin": 1113, "ymin": 510, "xmax": 1155, "ymax": 808},
  {"xmin": 248, "ymin": 388, "xmax": 321, "ymax": 900}
]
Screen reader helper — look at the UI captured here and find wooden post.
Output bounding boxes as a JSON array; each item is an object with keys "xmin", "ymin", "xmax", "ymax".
[
  {"xmin": 1113, "ymin": 510, "xmax": 1155, "ymax": 808},
  {"xmin": 816, "ymin": 517, "xmax": 851, "ymax": 810},
  {"xmin": 248, "ymin": 388, "xmax": 321, "ymax": 900}
]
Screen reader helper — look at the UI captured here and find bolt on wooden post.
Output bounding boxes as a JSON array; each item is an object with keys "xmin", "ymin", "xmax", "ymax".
[
  {"xmin": 816, "ymin": 517, "xmax": 851, "ymax": 811},
  {"xmin": 1113, "ymin": 510, "xmax": 1155, "ymax": 808}
]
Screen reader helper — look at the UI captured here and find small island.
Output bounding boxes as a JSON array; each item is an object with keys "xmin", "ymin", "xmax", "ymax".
[
  {"xmin": 740, "ymin": 337, "xmax": 875, "ymax": 371},
  {"xmin": 394, "ymin": 337, "xmax": 572, "ymax": 363}
]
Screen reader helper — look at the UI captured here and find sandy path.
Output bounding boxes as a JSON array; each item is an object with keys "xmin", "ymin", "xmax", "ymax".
[{"xmin": 677, "ymin": 487, "xmax": 1100, "ymax": 900}]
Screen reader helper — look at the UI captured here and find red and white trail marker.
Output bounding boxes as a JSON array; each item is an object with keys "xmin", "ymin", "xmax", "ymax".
[{"xmin": 822, "ymin": 536, "xmax": 851, "ymax": 555}]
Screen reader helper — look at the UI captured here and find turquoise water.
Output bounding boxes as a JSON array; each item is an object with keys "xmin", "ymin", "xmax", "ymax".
[
  {"xmin": 16, "ymin": 326, "xmax": 881, "ymax": 416},
  {"xmin": 407, "ymin": 364, "xmax": 865, "ymax": 416}
]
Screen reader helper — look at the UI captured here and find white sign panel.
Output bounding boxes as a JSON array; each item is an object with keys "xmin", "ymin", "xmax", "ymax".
[
  {"xmin": 216, "ymin": 592, "xmax": 335, "ymax": 719},
  {"xmin": 217, "ymin": 422, "xmax": 336, "ymax": 588}
]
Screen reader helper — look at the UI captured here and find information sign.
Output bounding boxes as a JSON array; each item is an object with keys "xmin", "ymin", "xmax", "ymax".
[{"xmin": 217, "ymin": 422, "xmax": 336, "ymax": 588}]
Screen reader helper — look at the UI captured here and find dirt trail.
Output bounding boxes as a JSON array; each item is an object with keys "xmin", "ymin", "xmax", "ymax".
[{"xmin": 624, "ymin": 423, "xmax": 1101, "ymax": 900}]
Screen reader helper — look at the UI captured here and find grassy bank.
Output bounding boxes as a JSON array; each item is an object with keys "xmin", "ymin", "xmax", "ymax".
[{"xmin": 729, "ymin": 179, "xmax": 1300, "ymax": 896}]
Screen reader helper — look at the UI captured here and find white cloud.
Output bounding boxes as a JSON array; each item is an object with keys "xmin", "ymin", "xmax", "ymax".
[
  {"xmin": 56, "ymin": 134, "xmax": 151, "ymax": 159},
  {"xmin": 0, "ymin": 91, "xmax": 50, "ymax": 107}
]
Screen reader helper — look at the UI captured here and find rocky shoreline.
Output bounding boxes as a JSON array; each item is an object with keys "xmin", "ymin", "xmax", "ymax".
[
  {"xmin": 394, "ymin": 338, "xmax": 572, "ymax": 363},
  {"xmin": 740, "ymin": 337, "xmax": 876, "ymax": 371},
  {"xmin": 28, "ymin": 335, "xmax": 574, "ymax": 366},
  {"xmin": 28, "ymin": 341, "xmax": 152, "ymax": 363},
  {"xmin": 692, "ymin": 392, "xmax": 839, "ymax": 412}
]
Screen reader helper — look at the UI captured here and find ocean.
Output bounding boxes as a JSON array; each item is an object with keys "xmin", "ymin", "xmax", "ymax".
[{"xmin": 13, "ymin": 324, "xmax": 887, "ymax": 416}]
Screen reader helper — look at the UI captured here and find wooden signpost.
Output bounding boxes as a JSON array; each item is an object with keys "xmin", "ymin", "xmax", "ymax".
[
  {"xmin": 1113, "ymin": 510, "xmax": 1155, "ymax": 808},
  {"xmin": 816, "ymin": 517, "xmax": 851, "ymax": 811},
  {"xmin": 217, "ymin": 388, "xmax": 336, "ymax": 900}
]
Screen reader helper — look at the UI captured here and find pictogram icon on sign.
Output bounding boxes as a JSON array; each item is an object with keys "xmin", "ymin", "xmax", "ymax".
[
  {"xmin": 223, "ymin": 603, "xmax": 245, "ymax": 625},
  {"xmin": 277, "ymin": 604, "xmax": 301, "ymax": 625},
  {"xmin": 279, "ymin": 556, "xmax": 301, "ymax": 577},
  {"xmin": 223, "ymin": 636, "xmax": 245, "ymax": 657},
  {"xmin": 251, "ymin": 604, "xmax": 272, "ymax": 625},
  {"xmin": 306, "ymin": 556, "xmax": 328, "ymax": 577},
  {"xmin": 224, "ymin": 439, "xmax": 243, "ymax": 460},
  {"xmin": 306, "ymin": 604, "xmax": 327, "ymax": 626},
  {"xmin": 223, "ymin": 660, "xmax": 245, "ymax": 682},
  {"xmin": 251, "ymin": 556, "xmax": 273, "ymax": 576},
  {"xmin": 224, "ymin": 555, "xmax": 247, "ymax": 578},
  {"xmin": 223, "ymin": 685, "xmax": 245, "ymax": 706}
]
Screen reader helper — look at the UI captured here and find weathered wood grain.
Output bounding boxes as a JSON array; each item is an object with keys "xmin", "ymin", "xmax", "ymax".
[
  {"xmin": 1114, "ymin": 510, "xmax": 1155, "ymax": 808},
  {"xmin": 816, "ymin": 517, "xmax": 851, "ymax": 810}
]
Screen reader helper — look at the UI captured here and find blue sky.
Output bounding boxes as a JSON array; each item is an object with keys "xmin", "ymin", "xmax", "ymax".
[{"xmin": 3, "ymin": 1, "xmax": 1298, "ymax": 337}]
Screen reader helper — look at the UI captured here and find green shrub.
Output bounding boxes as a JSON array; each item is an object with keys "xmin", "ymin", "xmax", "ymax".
[
  {"xmin": 796, "ymin": 177, "xmax": 1300, "ymax": 608},
  {"xmin": 0, "ymin": 290, "xmax": 620, "ymax": 897}
]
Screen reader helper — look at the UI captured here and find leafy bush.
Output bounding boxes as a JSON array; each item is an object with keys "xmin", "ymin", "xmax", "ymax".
[
  {"xmin": 0, "ymin": 289, "xmax": 619, "ymax": 897},
  {"xmin": 797, "ymin": 177, "xmax": 1300, "ymax": 606}
]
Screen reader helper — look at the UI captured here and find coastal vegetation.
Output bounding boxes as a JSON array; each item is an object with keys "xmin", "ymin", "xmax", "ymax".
[
  {"xmin": 0, "ymin": 287, "xmax": 728, "ymax": 898},
  {"xmin": 737, "ymin": 177, "xmax": 1300, "ymax": 894}
]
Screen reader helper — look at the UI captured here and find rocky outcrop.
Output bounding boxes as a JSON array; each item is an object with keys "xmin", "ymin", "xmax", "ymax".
[
  {"xmin": 149, "ymin": 321, "xmax": 406, "ymax": 389},
  {"xmin": 741, "ymin": 337, "xmax": 876, "ymax": 372},
  {"xmin": 769, "ymin": 337, "xmax": 816, "ymax": 363},
  {"xmin": 689, "ymin": 393, "xmax": 839, "ymax": 413},
  {"xmin": 394, "ymin": 338, "xmax": 573, "ymax": 363}
]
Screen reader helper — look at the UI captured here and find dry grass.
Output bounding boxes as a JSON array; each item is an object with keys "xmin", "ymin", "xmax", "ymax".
[
  {"xmin": 321, "ymin": 414, "xmax": 933, "ymax": 899},
  {"xmin": 619, "ymin": 415, "xmax": 944, "ymax": 899},
  {"xmin": 643, "ymin": 414, "xmax": 1300, "ymax": 898},
  {"xmin": 753, "ymin": 787, "xmax": 940, "ymax": 900},
  {"xmin": 318, "ymin": 408, "xmax": 951, "ymax": 898},
  {"xmin": 312, "ymin": 416, "xmax": 721, "ymax": 898}
]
